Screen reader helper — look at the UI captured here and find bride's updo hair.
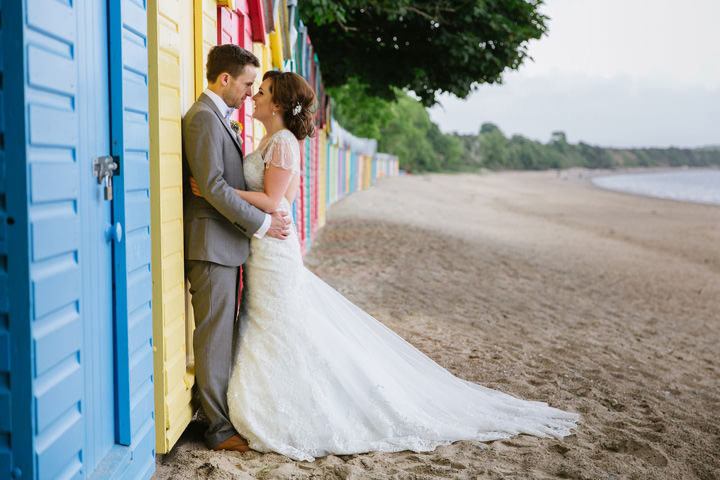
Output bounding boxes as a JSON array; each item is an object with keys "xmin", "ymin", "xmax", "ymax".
[{"xmin": 263, "ymin": 70, "xmax": 317, "ymax": 140}]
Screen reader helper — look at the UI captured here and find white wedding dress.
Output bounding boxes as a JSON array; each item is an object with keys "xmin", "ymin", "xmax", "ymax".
[{"xmin": 227, "ymin": 129, "xmax": 579, "ymax": 462}]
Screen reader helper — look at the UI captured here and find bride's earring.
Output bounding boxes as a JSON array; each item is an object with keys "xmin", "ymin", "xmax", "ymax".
[{"xmin": 272, "ymin": 110, "xmax": 275, "ymax": 116}]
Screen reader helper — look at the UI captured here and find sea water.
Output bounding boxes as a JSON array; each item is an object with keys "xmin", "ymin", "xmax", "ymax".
[{"xmin": 591, "ymin": 170, "xmax": 720, "ymax": 206}]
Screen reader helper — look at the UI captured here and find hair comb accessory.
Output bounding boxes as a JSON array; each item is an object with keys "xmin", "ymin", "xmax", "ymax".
[{"xmin": 292, "ymin": 102, "xmax": 302, "ymax": 116}]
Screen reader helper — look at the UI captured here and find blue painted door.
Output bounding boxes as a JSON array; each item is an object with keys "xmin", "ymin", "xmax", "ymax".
[
  {"xmin": 16, "ymin": 0, "xmax": 153, "ymax": 477},
  {"xmin": 77, "ymin": 1, "xmax": 116, "ymax": 474}
]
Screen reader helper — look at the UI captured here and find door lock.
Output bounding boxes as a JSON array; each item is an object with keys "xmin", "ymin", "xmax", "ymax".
[{"xmin": 93, "ymin": 155, "xmax": 118, "ymax": 200}]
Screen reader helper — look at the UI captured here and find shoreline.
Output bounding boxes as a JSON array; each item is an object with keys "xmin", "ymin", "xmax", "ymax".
[
  {"xmin": 153, "ymin": 171, "xmax": 719, "ymax": 480},
  {"xmin": 535, "ymin": 165, "xmax": 720, "ymax": 207},
  {"xmin": 589, "ymin": 168, "xmax": 720, "ymax": 207}
]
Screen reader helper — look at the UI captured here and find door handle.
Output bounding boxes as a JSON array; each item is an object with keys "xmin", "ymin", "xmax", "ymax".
[{"xmin": 107, "ymin": 222, "xmax": 123, "ymax": 243}]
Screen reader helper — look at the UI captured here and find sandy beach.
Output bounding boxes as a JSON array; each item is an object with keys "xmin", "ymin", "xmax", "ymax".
[{"xmin": 153, "ymin": 170, "xmax": 720, "ymax": 480}]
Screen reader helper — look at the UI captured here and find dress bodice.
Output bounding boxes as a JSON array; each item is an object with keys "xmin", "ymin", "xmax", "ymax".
[
  {"xmin": 242, "ymin": 150, "xmax": 268, "ymax": 194},
  {"xmin": 243, "ymin": 129, "xmax": 301, "ymax": 197}
]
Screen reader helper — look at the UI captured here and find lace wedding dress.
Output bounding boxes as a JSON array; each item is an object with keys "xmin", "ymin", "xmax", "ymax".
[{"xmin": 227, "ymin": 129, "xmax": 579, "ymax": 462}]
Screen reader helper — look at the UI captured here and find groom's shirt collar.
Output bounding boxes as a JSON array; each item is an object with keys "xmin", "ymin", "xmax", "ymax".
[{"xmin": 204, "ymin": 88, "xmax": 234, "ymax": 120}]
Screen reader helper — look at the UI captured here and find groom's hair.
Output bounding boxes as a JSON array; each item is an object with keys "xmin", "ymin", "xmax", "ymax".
[{"xmin": 206, "ymin": 44, "xmax": 260, "ymax": 82}]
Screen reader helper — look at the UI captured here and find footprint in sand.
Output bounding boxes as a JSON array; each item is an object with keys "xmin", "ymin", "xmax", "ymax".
[
  {"xmin": 430, "ymin": 456, "xmax": 467, "ymax": 470},
  {"xmin": 601, "ymin": 435, "xmax": 668, "ymax": 467}
]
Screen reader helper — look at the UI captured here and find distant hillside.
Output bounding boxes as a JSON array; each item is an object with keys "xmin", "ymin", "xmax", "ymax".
[
  {"xmin": 448, "ymin": 124, "xmax": 720, "ymax": 172},
  {"xmin": 329, "ymin": 85, "xmax": 719, "ymax": 173}
]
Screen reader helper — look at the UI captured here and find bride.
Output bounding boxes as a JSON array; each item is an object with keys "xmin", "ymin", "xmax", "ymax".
[{"xmin": 194, "ymin": 70, "xmax": 578, "ymax": 462}]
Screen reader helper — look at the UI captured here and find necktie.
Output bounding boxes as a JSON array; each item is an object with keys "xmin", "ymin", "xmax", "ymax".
[{"xmin": 224, "ymin": 107, "xmax": 234, "ymax": 127}]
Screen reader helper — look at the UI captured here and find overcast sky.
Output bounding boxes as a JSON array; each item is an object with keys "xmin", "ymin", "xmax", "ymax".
[{"xmin": 427, "ymin": 0, "xmax": 720, "ymax": 148}]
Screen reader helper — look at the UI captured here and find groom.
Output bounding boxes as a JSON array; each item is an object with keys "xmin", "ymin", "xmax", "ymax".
[{"xmin": 182, "ymin": 44, "xmax": 291, "ymax": 451}]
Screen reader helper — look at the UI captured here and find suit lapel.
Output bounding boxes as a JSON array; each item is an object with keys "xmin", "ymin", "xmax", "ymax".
[{"xmin": 198, "ymin": 93, "xmax": 244, "ymax": 156}]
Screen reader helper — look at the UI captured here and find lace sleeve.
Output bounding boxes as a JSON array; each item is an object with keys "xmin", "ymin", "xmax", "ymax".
[{"xmin": 264, "ymin": 130, "xmax": 300, "ymax": 172}]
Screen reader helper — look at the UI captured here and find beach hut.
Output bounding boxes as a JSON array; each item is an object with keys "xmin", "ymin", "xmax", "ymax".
[{"xmin": 1, "ymin": 1, "xmax": 154, "ymax": 478}]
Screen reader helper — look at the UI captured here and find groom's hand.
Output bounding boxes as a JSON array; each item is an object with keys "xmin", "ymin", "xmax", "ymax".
[{"xmin": 266, "ymin": 210, "xmax": 292, "ymax": 240}]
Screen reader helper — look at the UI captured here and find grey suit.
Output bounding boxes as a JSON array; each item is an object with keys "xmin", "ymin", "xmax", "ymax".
[{"xmin": 182, "ymin": 92, "xmax": 265, "ymax": 448}]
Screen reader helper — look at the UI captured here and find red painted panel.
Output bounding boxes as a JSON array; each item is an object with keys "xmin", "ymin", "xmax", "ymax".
[
  {"xmin": 216, "ymin": 4, "xmax": 255, "ymax": 151},
  {"xmin": 235, "ymin": 0, "xmax": 252, "ymax": 49},
  {"xmin": 235, "ymin": 1, "xmax": 254, "ymax": 150},
  {"xmin": 217, "ymin": 7, "xmax": 237, "ymax": 45},
  {"xmin": 247, "ymin": 0, "xmax": 267, "ymax": 43}
]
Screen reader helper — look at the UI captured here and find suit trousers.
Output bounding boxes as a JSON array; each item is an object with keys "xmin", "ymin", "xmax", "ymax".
[{"xmin": 186, "ymin": 259, "xmax": 240, "ymax": 448}]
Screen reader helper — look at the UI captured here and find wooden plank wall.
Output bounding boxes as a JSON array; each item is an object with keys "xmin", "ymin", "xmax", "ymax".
[{"xmin": 148, "ymin": 0, "xmax": 195, "ymax": 454}]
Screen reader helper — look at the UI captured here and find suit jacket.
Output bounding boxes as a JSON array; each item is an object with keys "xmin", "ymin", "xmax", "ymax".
[{"xmin": 182, "ymin": 92, "xmax": 266, "ymax": 266}]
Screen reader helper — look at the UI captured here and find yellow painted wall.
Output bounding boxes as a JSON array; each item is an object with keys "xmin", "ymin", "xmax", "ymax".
[
  {"xmin": 149, "ymin": 0, "xmax": 200, "ymax": 454},
  {"xmin": 364, "ymin": 155, "xmax": 372, "ymax": 189},
  {"xmin": 195, "ymin": 0, "xmax": 218, "ymax": 98},
  {"xmin": 268, "ymin": 16, "xmax": 283, "ymax": 69},
  {"xmin": 181, "ymin": 0, "xmax": 197, "ymax": 383}
]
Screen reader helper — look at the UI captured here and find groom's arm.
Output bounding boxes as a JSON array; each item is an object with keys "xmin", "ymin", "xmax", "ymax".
[{"xmin": 183, "ymin": 109, "xmax": 266, "ymax": 237}]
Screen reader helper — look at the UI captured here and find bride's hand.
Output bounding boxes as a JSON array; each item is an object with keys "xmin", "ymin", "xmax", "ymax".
[{"xmin": 189, "ymin": 176, "xmax": 203, "ymax": 197}]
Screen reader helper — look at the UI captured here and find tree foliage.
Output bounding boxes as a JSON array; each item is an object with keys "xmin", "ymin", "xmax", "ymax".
[
  {"xmin": 330, "ymin": 89, "xmax": 720, "ymax": 173},
  {"xmin": 299, "ymin": 0, "xmax": 548, "ymax": 105},
  {"xmin": 330, "ymin": 88, "xmax": 466, "ymax": 172},
  {"xmin": 326, "ymin": 78, "xmax": 400, "ymax": 140}
]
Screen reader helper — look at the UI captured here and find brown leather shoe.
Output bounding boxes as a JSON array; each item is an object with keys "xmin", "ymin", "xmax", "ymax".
[{"xmin": 212, "ymin": 434, "xmax": 251, "ymax": 452}]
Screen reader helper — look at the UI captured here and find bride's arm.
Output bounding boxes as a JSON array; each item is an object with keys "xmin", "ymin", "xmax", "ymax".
[
  {"xmin": 284, "ymin": 174, "xmax": 299, "ymax": 204},
  {"xmin": 233, "ymin": 166, "xmax": 294, "ymax": 213},
  {"xmin": 189, "ymin": 134, "xmax": 299, "ymax": 212},
  {"xmin": 282, "ymin": 138, "xmax": 302, "ymax": 205},
  {"xmin": 234, "ymin": 134, "xmax": 300, "ymax": 212}
]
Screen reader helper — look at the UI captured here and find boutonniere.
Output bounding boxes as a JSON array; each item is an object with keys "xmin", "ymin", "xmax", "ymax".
[{"xmin": 230, "ymin": 120, "xmax": 243, "ymax": 145}]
